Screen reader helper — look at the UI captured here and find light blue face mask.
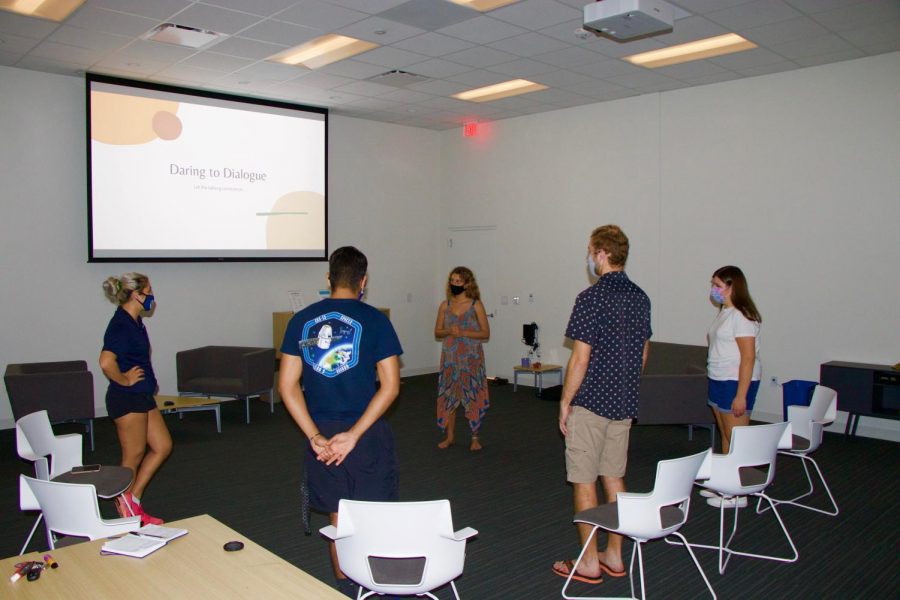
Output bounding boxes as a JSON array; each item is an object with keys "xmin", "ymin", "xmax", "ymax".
[
  {"xmin": 709, "ymin": 287, "xmax": 725, "ymax": 305},
  {"xmin": 587, "ymin": 253, "xmax": 598, "ymax": 276}
]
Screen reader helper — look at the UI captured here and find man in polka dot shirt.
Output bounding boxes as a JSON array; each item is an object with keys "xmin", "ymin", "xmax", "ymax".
[{"xmin": 553, "ymin": 224, "xmax": 652, "ymax": 586}]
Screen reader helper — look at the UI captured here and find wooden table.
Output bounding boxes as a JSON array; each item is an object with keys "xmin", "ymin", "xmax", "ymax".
[
  {"xmin": 1, "ymin": 514, "xmax": 345, "ymax": 599},
  {"xmin": 155, "ymin": 395, "xmax": 222, "ymax": 433},
  {"xmin": 513, "ymin": 364, "xmax": 563, "ymax": 394}
]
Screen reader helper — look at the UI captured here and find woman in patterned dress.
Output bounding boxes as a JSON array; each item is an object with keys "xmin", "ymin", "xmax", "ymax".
[{"xmin": 435, "ymin": 267, "xmax": 490, "ymax": 451}]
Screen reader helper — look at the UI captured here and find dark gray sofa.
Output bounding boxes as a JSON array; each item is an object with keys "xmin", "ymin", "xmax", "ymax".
[
  {"xmin": 638, "ymin": 341, "xmax": 713, "ymax": 430},
  {"xmin": 176, "ymin": 346, "xmax": 276, "ymax": 424}
]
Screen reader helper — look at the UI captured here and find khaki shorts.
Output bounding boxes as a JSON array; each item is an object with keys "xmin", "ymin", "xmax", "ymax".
[{"xmin": 565, "ymin": 406, "xmax": 632, "ymax": 482}]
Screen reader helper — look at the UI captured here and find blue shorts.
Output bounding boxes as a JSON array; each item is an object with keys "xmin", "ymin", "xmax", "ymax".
[
  {"xmin": 106, "ymin": 388, "xmax": 157, "ymax": 420},
  {"xmin": 707, "ymin": 379, "xmax": 760, "ymax": 414},
  {"xmin": 305, "ymin": 419, "xmax": 398, "ymax": 514}
]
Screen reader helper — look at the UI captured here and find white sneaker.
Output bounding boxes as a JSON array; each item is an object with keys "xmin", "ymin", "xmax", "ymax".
[
  {"xmin": 707, "ymin": 495, "xmax": 748, "ymax": 509},
  {"xmin": 698, "ymin": 489, "xmax": 718, "ymax": 499}
]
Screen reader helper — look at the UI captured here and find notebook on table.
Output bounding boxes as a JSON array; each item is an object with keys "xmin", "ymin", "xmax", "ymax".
[{"xmin": 101, "ymin": 525, "xmax": 188, "ymax": 558}]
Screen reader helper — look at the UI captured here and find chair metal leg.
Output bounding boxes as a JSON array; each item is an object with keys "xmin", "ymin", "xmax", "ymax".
[
  {"xmin": 19, "ymin": 514, "xmax": 43, "ymax": 555},
  {"xmin": 667, "ymin": 531, "xmax": 716, "ymax": 599},
  {"xmin": 762, "ymin": 453, "xmax": 839, "ymax": 516},
  {"xmin": 671, "ymin": 493, "xmax": 798, "ymax": 574},
  {"xmin": 244, "ymin": 396, "xmax": 250, "ymax": 424}
]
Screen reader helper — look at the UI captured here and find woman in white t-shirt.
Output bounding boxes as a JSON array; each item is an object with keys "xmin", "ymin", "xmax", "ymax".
[{"xmin": 707, "ymin": 265, "xmax": 762, "ymax": 458}]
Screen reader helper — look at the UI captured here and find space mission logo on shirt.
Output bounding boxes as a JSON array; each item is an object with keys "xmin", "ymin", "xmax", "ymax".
[{"xmin": 300, "ymin": 312, "xmax": 362, "ymax": 377}]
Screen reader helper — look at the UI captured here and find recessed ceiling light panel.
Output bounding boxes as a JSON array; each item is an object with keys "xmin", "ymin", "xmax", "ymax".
[
  {"xmin": 0, "ymin": 0, "xmax": 84, "ymax": 21},
  {"xmin": 453, "ymin": 79, "xmax": 548, "ymax": 103},
  {"xmin": 625, "ymin": 33, "xmax": 757, "ymax": 68}
]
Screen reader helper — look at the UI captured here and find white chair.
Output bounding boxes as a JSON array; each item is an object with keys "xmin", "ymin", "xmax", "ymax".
[
  {"xmin": 20, "ymin": 475, "xmax": 140, "ymax": 549},
  {"xmin": 676, "ymin": 422, "xmax": 798, "ymax": 575},
  {"xmin": 16, "ymin": 410, "xmax": 132, "ymax": 554},
  {"xmin": 766, "ymin": 385, "xmax": 839, "ymax": 516},
  {"xmin": 320, "ymin": 499, "xmax": 478, "ymax": 600},
  {"xmin": 562, "ymin": 450, "xmax": 716, "ymax": 600}
]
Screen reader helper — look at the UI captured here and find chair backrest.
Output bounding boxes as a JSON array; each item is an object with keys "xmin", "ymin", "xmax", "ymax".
[
  {"xmin": 20, "ymin": 475, "xmax": 138, "ymax": 542},
  {"xmin": 809, "ymin": 385, "xmax": 838, "ymax": 425},
  {"xmin": 333, "ymin": 499, "xmax": 470, "ymax": 595},
  {"xmin": 16, "ymin": 410, "xmax": 82, "ymax": 478},
  {"xmin": 706, "ymin": 422, "xmax": 791, "ymax": 496},
  {"xmin": 617, "ymin": 450, "xmax": 711, "ymax": 540}
]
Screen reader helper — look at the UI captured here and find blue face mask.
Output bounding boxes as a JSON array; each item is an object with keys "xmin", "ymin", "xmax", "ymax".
[
  {"xmin": 358, "ymin": 289, "xmax": 365, "ymax": 301},
  {"xmin": 141, "ymin": 294, "xmax": 155, "ymax": 311},
  {"xmin": 709, "ymin": 287, "xmax": 725, "ymax": 305},
  {"xmin": 587, "ymin": 254, "xmax": 598, "ymax": 276}
]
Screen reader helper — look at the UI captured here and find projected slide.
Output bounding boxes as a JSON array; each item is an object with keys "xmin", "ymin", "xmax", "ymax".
[{"xmin": 88, "ymin": 76, "xmax": 327, "ymax": 260}]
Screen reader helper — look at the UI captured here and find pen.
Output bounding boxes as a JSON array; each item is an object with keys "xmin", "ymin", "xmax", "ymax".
[{"xmin": 10, "ymin": 561, "xmax": 32, "ymax": 583}]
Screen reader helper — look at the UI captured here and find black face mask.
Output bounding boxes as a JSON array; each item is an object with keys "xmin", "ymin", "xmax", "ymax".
[{"xmin": 449, "ymin": 284, "xmax": 465, "ymax": 296}]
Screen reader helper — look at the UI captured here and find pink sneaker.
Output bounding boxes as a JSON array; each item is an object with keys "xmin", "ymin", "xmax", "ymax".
[{"xmin": 116, "ymin": 492, "xmax": 164, "ymax": 525}]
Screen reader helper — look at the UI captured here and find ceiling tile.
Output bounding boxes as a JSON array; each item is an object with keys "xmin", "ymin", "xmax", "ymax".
[
  {"xmin": 839, "ymin": 19, "xmax": 900, "ymax": 47},
  {"xmin": 378, "ymin": 0, "xmax": 477, "ymax": 31},
  {"xmin": 66, "ymin": 6, "xmax": 159, "ymax": 37},
  {"xmin": 94, "ymin": 54, "xmax": 169, "ymax": 74},
  {"xmin": 529, "ymin": 68, "xmax": 596, "ymax": 87},
  {"xmin": 0, "ymin": 49, "xmax": 22, "ymax": 66},
  {"xmin": 165, "ymin": 4, "xmax": 261, "ymax": 35},
  {"xmin": 443, "ymin": 45, "xmax": 519, "ymax": 67},
  {"xmin": 194, "ymin": 0, "xmax": 299, "ymax": 18},
  {"xmin": 810, "ymin": 0, "xmax": 900, "ymax": 32},
  {"xmin": 437, "ymin": 15, "xmax": 527, "ymax": 45},
  {"xmin": 390, "ymin": 31, "xmax": 475, "ymax": 56},
  {"xmin": 333, "ymin": 79, "xmax": 401, "ymax": 96},
  {"xmin": 681, "ymin": 71, "xmax": 744, "ymax": 85},
  {"xmin": 238, "ymin": 19, "xmax": 324, "ymax": 46},
  {"xmin": 179, "ymin": 51, "xmax": 255, "ymax": 72},
  {"xmin": 406, "ymin": 78, "xmax": 471, "ymax": 95},
  {"xmin": 538, "ymin": 18, "xmax": 598, "ymax": 45},
  {"xmin": 377, "ymin": 88, "xmax": 435, "ymax": 103},
  {"xmin": 14, "ymin": 55, "xmax": 85, "ymax": 76},
  {"xmin": 793, "ymin": 47, "xmax": 866, "ymax": 66},
  {"xmin": 157, "ymin": 63, "xmax": 225, "ymax": 83},
  {"xmin": 336, "ymin": 16, "xmax": 425, "ymax": 44},
  {"xmin": 113, "ymin": 39, "xmax": 198, "ymax": 63},
  {"xmin": 571, "ymin": 58, "xmax": 644, "ymax": 79},
  {"xmin": 0, "ymin": 11, "xmax": 59, "ymax": 39},
  {"xmin": 652, "ymin": 16, "xmax": 731, "ymax": 45},
  {"xmin": 30, "ymin": 41, "xmax": 105, "ymax": 65},
  {"xmin": 669, "ymin": 0, "xmax": 758, "ymax": 15},
  {"xmin": 782, "ymin": 0, "xmax": 869, "ymax": 13},
  {"xmin": 769, "ymin": 32, "xmax": 855, "ymax": 58},
  {"xmin": 445, "ymin": 68, "xmax": 508, "ymax": 86},
  {"xmin": 275, "ymin": 0, "xmax": 370, "ymax": 31},
  {"xmin": 232, "ymin": 60, "xmax": 302, "ymax": 81},
  {"xmin": 318, "ymin": 58, "xmax": 389, "ymax": 79},
  {"xmin": 531, "ymin": 45, "xmax": 604, "ymax": 68},
  {"xmin": 655, "ymin": 59, "xmax": 731, "ymax": 79},
  {"xmin": 735, "ymin": 60, "xmax": 800, "ymax": 76},
  {"xmin": 0, "ymin": 31, "xmax": 42, "ymax": 54},
  {"xmin": 208, "ymin": 36, "xmax": 287, "ymax": 60},
  {"xmin": 84, "ymin": 0, "xmax": 192, "ymax": 21},
  {"xmin": 589, "ymin": 37, "xmax": 667, "ymax": 59},
  {"xmin": 489, "ymin": 0, "xmax": 582, "ymax": 30},
  {"xmin": 486, "ymin": 56, "xmax": 560, "ymax": 77},
  {"xmin": 563, "ymin": 79, "xmax": 634, "ymax": 98},
  {"xmin": 743, "ymin": 16, "xmax": 830, "ymax": 46},
  {"xmin": 292, "ymin": 70, "xmax": 356, "ymax": 89},
  {"xmin": 47, "ymin": 25, "xmax": 131, "ymax": 52},
  {"xmin": 405, "ymin": 57, "xmax": 471, "ymax": 77},
  {"xmin": 354, "ymin": 45, "xmax": 430, "ymax": 68},
  {"xmin": 328, "ymin": 0, "xmax": 410, "ymax": 14},
  {"xmin": 705, "ymin": 0, "xmax": 804, "ymax": 32},
  {"xmin": 606, "ymin": 70, "xmax": 685, "ymax": 92},
  {"xmin": 486, "ymin": 32, "xmax": 570, "ymax": 57}
]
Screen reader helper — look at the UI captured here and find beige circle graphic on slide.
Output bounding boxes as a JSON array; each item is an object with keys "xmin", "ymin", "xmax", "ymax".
[
  {"xmin": 91, "ymin": 91, "xmax": 181, "ymax": 145},
  {"xmin": 265, "ymin": 191, "xmax": 325, "ymax": 250}
]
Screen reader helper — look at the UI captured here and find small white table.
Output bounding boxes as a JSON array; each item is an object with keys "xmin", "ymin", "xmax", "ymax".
[{"xmin": 513, "ymin": 364, "xmax": 563, "ymax": 395}]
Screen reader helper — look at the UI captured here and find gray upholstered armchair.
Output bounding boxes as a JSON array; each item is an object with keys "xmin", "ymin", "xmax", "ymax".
[
  {"xmin": 638, "ymin": 341, "xmax": 714, "ymax": 444},
  {"xmin": 4, "ymin": 361, "xmax": 96, "ymax": 450},
  {"xmin": 176, "ymin": 346, "xmax": 276, "ymax": 424}
]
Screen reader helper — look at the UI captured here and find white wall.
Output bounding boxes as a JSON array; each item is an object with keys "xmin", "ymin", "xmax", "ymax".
[
  {"xmin": 3, "ymin": 52, "xmax": 899, "ymax": 440},
  {"xmin": 0, "ymin": 66, "xmax": 441, "ymax": 428},
  {"xmin": 439, "ymin": 52, "xmax": 900, "ymax": 441}
]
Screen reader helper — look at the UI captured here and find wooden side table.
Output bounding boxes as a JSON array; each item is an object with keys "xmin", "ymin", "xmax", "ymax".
[
  {"xmin": 513, "ymin": 364, "xmax": 563, "ymax": 395},
  {"xmin": 156, "ymin": 395, "xmax": 222, "ymax": 433}
]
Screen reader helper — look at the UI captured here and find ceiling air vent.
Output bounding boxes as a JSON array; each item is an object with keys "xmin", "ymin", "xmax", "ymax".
[{"xmin": 367, "ymin": 70, "xmax": 430, "ymax": 87}]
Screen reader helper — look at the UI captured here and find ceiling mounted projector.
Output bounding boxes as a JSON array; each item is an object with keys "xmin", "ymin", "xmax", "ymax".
[{"xmin": 583, "ymin": 0, "xmax": 674, "ymax": 42}]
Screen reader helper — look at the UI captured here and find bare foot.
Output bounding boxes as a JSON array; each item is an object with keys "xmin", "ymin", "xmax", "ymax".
[
  {"xmin": 552, "ymin": 559, "xmax": 601, "ymax": 584},
  {"xmin": 470, "ymin": 437, "xmax": 482, "ymax": 452},
  {"xmin": 438, "ymin": 437, "xmax": 455, "ymax": 449}
]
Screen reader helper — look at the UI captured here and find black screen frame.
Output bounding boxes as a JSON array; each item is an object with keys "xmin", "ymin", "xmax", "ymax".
[{"xmin": 86, "ymin": 73, "xmax": 329, "ymax": 263}]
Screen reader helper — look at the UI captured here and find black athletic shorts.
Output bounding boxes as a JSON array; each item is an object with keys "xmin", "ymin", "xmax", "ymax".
[
  {"xmin": 106, "ymin": 388, "xmax": 157, "ymax": 420},
  {"xmin": 305, "ymin": 419, "xmax": 398, "ymax": 513}
]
